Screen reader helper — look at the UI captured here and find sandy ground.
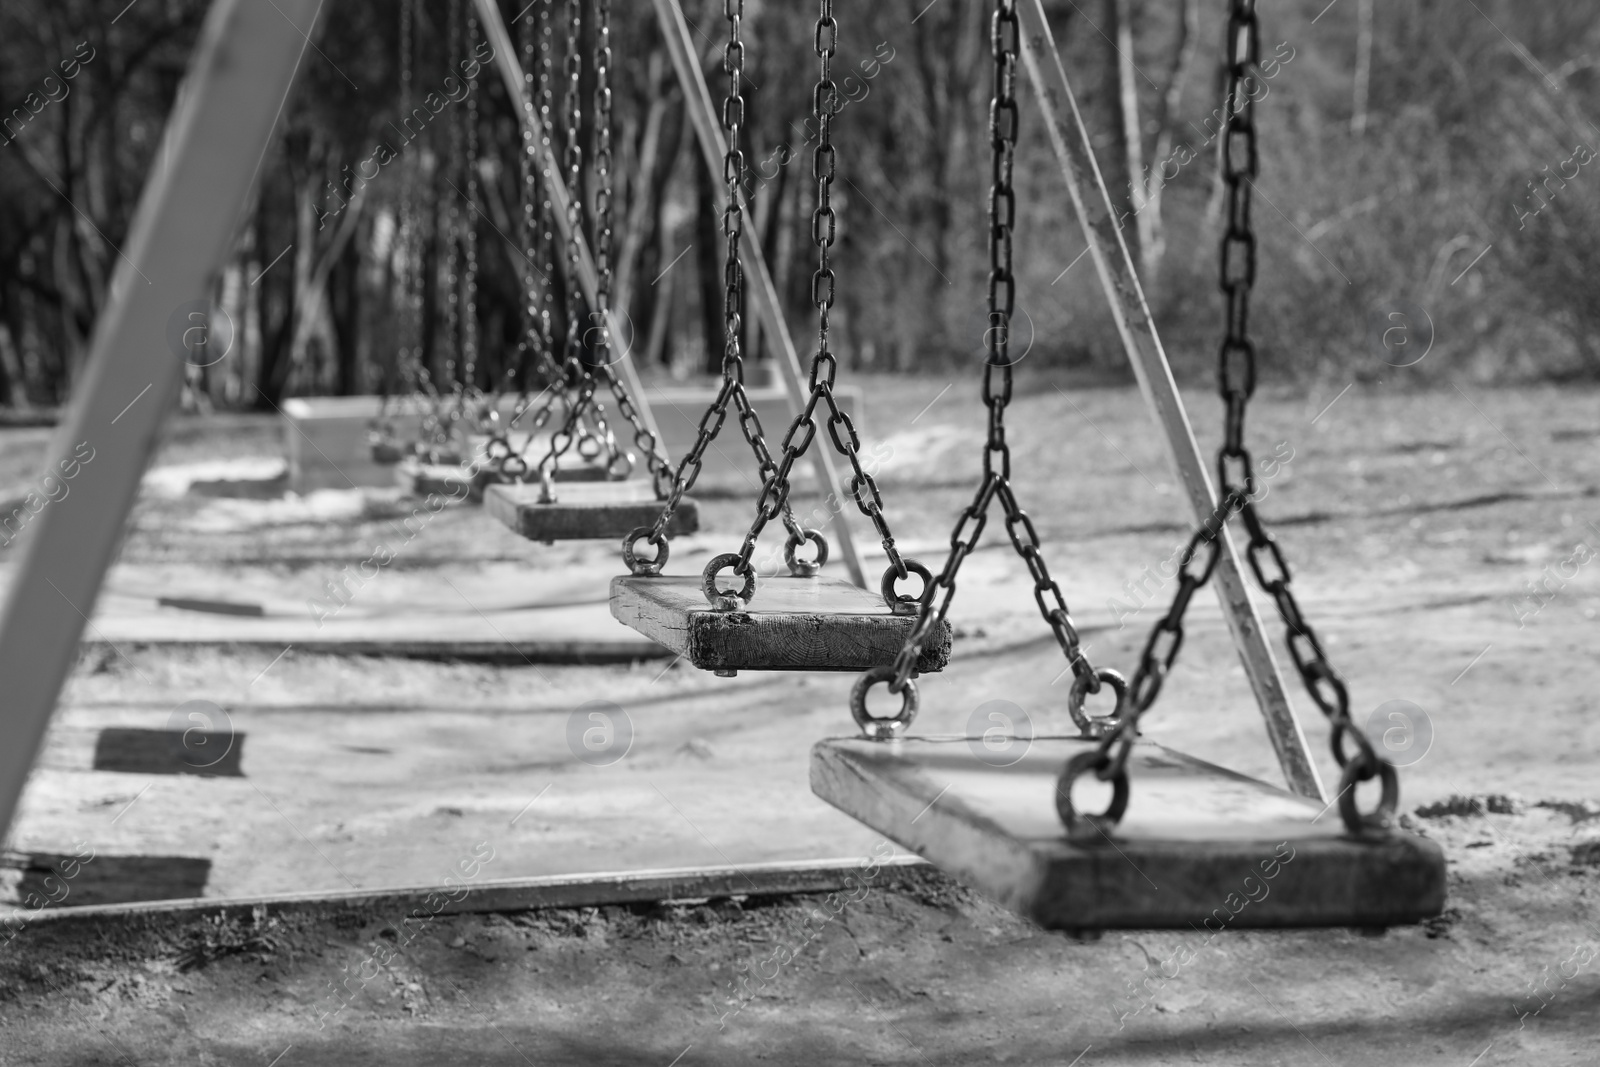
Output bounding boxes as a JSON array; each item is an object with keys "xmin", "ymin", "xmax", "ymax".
[
  {"xmin": 0, "ymin": 809, "xmax": 1597, "ymax": 1066},
  {"xmin": 0, "ymin": 376, "xmax": 1597, "ymax": 1062}
]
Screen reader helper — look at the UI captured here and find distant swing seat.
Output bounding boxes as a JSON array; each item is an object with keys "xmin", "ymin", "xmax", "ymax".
[
  {"xmin": 610, "ymin": 574, "xmax": 952, "ymax": 674},
  {"xmin": 485, "ymin": 480, "xmax": 699, "ymax": 543},
  {"xmin": 396, "ymin": 451, "xmax": 607, "ymax": 502},
  {"xmin": 396, "ymin": 458, "xmax": 496, "ymax": 501},
  {"xmin": 811, "ymin": 734, "xmax": 1446, "ymax": 930}
]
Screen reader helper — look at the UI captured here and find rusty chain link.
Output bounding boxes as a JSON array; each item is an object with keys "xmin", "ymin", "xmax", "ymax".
[
  {"xmin": 851, "ymin": 0, "xmax": 1113, "ymax": 739},
  {"xmin": 461, "ymin": 5, "xmax": 482, "ymax": 415},
  {"xmin": 588, "ymin": 0, "xmax": 672, "ymax": 491},
  {"xmin": 417, "ymin": 0, "xmax": 469, "ymax": 461},
  {"xmin": 623, "ymin": 0, "xmax": 803, "ymax": 576},
  {"xmin": 532, "ymin": 0, "xmax": 620, "ymax": 488},
  {"xmin": 1076, "ymin": 0, "xmax": 1395, "ymax": 838},
  {"xmin": 527, "ymin": 0, "xmax": 675, "ymax": 495},
  {"xmin": 370, "ymin": 0, "xmax": 427, "ymax": 461},
  {"xmin": 485, "ymin": 0, "xmax": 567, "ymax": 481},
  {"xmin": 700, "ymin": 0, "xmax": 920, "ymax": 611}
]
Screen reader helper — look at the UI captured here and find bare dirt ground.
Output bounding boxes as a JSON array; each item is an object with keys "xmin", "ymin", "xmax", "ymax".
[{"xmin": 0, "ymin": 375, "xmax": 1597, "ymax": 1064}]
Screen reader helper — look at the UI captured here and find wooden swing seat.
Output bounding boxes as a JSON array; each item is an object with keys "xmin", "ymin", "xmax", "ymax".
[
  {"xmin": 396, "ymin": 455, "xmax": 605, "ymax": 502},
  {"xmin": 485, "ymin": 480, "xmax": 698, "ymax": 542},
  {"xmin": 610, "ymin": 575, "xmax": 952, "ymax": 673},
  {"xmin": 811, "ymin": 734, "xmax": 1446, "ymax": 930}
]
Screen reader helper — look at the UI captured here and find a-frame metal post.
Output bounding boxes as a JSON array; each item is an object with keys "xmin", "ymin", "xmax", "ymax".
[
  {"xmin": 647, "ymin": 0, "xmax": 868, "ymax": 589},
  {"xmin": 0, "ymin": 0, "xmax": 329, "ymax": 843},
  {"xmin": 1015, "ymin": 0, "xmax": 1325, "ymax": 801},
  {"xmin": 473, "ymin": 0, "xmax": 668, "ymax": 458}
]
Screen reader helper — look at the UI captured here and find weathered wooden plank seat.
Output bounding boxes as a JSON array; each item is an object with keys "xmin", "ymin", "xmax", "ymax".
[
  {"xmin": 610, "ymin": 574, "xmax": 951, "ymax": 673},
  {"xmin": 396, "ymin": 456, "xmax": 606, "ymax": 502},
  {"xmin": 485, "ymin": 481, "xmax": 698, "ymax": 542},
  {"xmin": 811, "ymin": 734, "xmax": 1446, "ymax": 930}
]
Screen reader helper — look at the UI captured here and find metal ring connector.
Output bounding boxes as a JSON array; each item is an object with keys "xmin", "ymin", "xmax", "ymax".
[
  {"xmin": 652, "ymin": 467, "xmax": 675, "ymax": 500},
  {"xmin": 881, "ymin": 558, "xmax": 932, "ymax": 614},
  {"xmin": 1068, "ymin": 668, "xmax": 1128, "ymax": 740},
  {"xmin": 784, "ymin": 529, "xmax": 829, "ymax": 577},
  {"xmin": 849, "ymin": 666, "xmax": 918, "ymax": 740},
  {"xmin": 623, "ymin": 527, "xmax": 669, "ymax": 577},
  {"xmin": 577, "ymin": 433, "xmax": 605, "ymax": 461},
  {"xmin": 702, "ymin": 552, "xmax": 756, "ymax": 608},
  {"xmin": 1055, "ymin": 750, "xmax": 1130, "ymax": 839},
  {"xmin": 1337, "ymin": 750, "xmax": 1399, "ymax": 835},
  {"xmin": 500, "ymin": 454, "xmax": 529, "ymax": 481},
  {"xmin": 607, "ymin": 450, "xmax": 635, "ymax": 480}
]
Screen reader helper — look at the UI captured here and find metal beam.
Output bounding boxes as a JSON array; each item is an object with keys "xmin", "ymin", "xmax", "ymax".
[
  {"xmin": 650, "ymin": 0, "xmax": 867, "ymax": 589},
  {"xmin": 472, "ymin": 0, "xmax": 668, "ymax": 459},
  {"xmin": 1014, "ymin": 0, "xmax": 1325, "ymax": 802},
  {"xmin": 0, "ymin": 0, "xmax": 329, "ymax": 843}
]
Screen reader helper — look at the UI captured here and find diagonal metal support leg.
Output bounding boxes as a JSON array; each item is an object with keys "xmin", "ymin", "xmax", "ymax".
[
  {"xmin": 0, "ymin": 0, "xmax": 331, "ymax": 843},
  {"xmin": 1015, "ymin": 0, "xmax": 1325, "ymax": 802},
  {"xmin": 649, "ymin": 0, "xmax": 868, "ymax": 589}
]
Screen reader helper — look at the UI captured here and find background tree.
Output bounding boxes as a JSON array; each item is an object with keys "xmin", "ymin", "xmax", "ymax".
[{"xmin": 2, "ymin": 0, "xmax": 1600, "ymax": 411}]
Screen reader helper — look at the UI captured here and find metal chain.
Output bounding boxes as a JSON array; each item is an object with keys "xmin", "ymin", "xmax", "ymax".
[
  {"xmin": 371, "ymin": 0, "xmax": 420, "ymax": 460},
  {"xmin": 592, "ymin": 0, "xmax": 615, "ymax": 377},
  {"xmin": 512, "ymin": 0, "xmax": 666, "ymax": 492},
  {"xmin": 429, "ymin": 0, "xmax": 467, "ymax": 460},
  {"xmin": 462, "ymin": 6, "xmax": 482, "ymax": 406},
  {"xmin": 623, "ymin": 0, "xmax": 803, "ymax": 576},
  {"xmin": 490, "ymin": 0, "xmax": 564, "ymax": 481},
  {"xmin": 398, "ymin": 0, "xmax": 415, "ymax": 403},
  {"xmin": 565, "ymin": 0, "xmax": 622, "ymax": 473},
  {"xmin": 531, "ymin": 0, "xmax": 616, "ymax": 485},
  {"xmin": 536, "ymin": 0, "xmax": 559, "ymax": 393},
  {"xmin": 702, "ymin": 0, "xmax": 915, "ymax": 610},
  {"xmin": 511, "ymin": 0, "xmax": 573, "ymax": 467},
  {"xmin": 853, "ymin": 0, "xmax": 1110, "ymax": 737},
  {"xmin": 562, "ymin": 0, "xmax": 583, "ymax": 375},
  {"xmin": 403, "ymin": 0, "xmax": 446, "ymax": 450},
  {"xmin": 590, "ymin": 0, "xmax": 672, "ymax": 492},
  {"xmin": 505, "ymin": 0, "xmax": 588, "ymax": 479},
  {"xmin": 398, "ymin": 0, "xmax": 418, "ymax": 399},
  {"xmin": 509, "ymin": 3, "xmax": 540, "ymax": 405},
  {"xmin": 1085, "ymin": 0, "xmax": 1393, "ymax": 837}
]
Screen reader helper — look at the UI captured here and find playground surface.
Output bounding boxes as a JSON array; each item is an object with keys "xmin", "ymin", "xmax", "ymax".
[{"xmin": 0, "ymin": 376, "xmax": 1596, "ymax": 1064}]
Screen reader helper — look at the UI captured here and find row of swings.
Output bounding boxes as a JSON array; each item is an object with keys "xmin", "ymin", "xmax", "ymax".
[{"xmin": 376, "ymin": 0, "xmax": 1445, "ymax": 931}]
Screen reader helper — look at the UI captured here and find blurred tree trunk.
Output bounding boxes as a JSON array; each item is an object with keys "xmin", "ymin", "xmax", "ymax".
[
  {"xmin": 637, "ymin": 92, "xmax": 685, "ymax": 371},
  {"xmin": 1145, "ymin": 0, "xmax": 1198, "ymax": 287},
  {"xmin": 1100, "ymin": 0, "xmax": 1136, "ymax": 264},
  {"xmin": 750, "ymin": 150, "xmax": 787, "ymax": 369},
  {"xmin": 783, "ymin": 148, "xmax": 809, "ymax": 359},
  {"xmin": 616, "ymin": 51, "xmax": 683, "ymax": 353},
  {"xmin": 330, "ymin": 217, "xmax": 362, "ymax": 394},
  {"xmin": 641, "ymin": 103, "xmax": 681, "ymax": 376},
  {"xmin": 289, "ymin": 177, "xmax": 364, "ymax": 393},
  {"xmin": 215, "ymin": 258, "xmax": 246, "ymax": 407},
  {"xmin": 0, "ymin": 323, "xmax": 24, "ymax": 408},
  {"xmin": 418, "ymin": 180, "xmax": 439, "ymax": 387},
  {"xmin": 8, "ymin": 133, "xmax": 97, "ymax": 392},
  {"xmin": 643, "ymin": 257, "xmax": 675, "ymax": 372},
  {"xmin": 1113, "ymin": 0, "xmax": 1147, "ymax": 266},
  {"xmin": 1352, "ymin": 0, "xmax": 1374, "ymax": 136},
  {"xmin": 1112, "ymin": 0, "xmax": 1197, "ymax": 289},
  {"xmin": 1191, "ymin": 27, "xmax": 1230, "ymax": 278},
  {"xmin": 255, "ymin": 150, "xmax": 306, "ymax": 408},
  {"xmin": 694, "ymin": 148, "xmax": 721, "ymax": 375},
  {"xmin": 895, "ymin": 0, "xmax": 985, "ymax": 368}
]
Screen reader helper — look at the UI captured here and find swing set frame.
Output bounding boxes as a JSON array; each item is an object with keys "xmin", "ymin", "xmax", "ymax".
[{"xmin": 0, "ymin": 0, "xmax": 1322, "ymax": 854}]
